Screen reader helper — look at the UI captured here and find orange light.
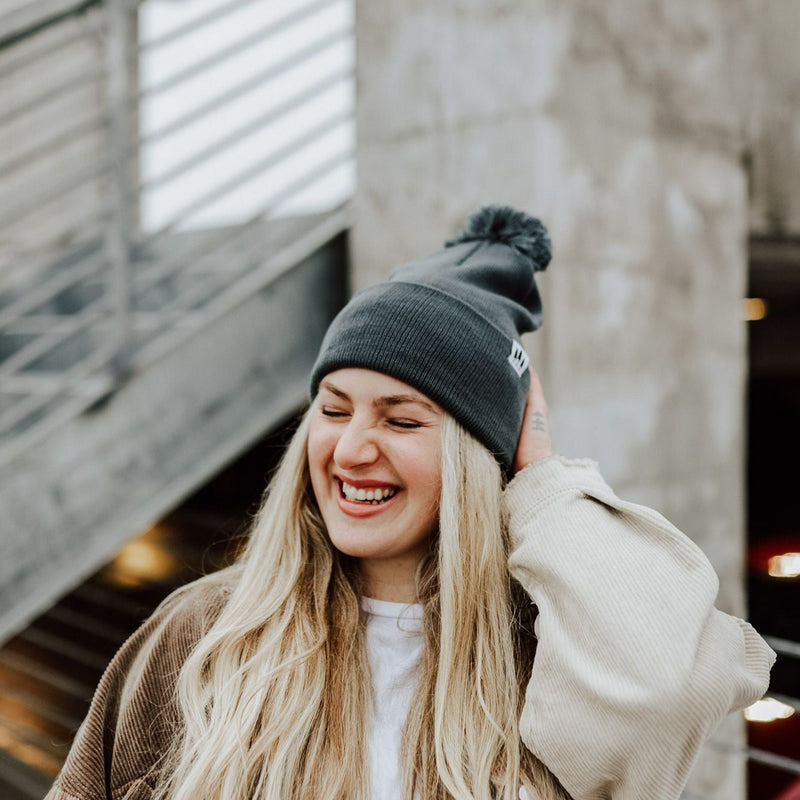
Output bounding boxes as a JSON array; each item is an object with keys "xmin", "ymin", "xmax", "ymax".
[
  {"xmin": 0, "ymin": 723, "xmax": 63, "ymax": 776},
  {"xmin": 744, "ymin": 297, "xmax": 768, "ymax": 321},
  {"xmin": 102, "ymin": 526, "xmax": 179, "ymax": 587}
]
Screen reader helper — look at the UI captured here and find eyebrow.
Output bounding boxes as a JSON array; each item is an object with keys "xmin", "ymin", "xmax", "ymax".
[{"xmin": 319, "ymin": 381, "xmax": 438, "ymax": 414}]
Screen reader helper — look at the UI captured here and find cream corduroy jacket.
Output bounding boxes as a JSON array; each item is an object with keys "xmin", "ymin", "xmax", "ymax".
[{"xmin": 46, "ymin": 456, "xmax": 775, "ymax": 800}]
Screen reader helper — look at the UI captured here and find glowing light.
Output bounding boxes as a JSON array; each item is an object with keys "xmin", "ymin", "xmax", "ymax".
[
  {"xmin": 102, "ymin": 527, "xmax": 179, "ymax": 587},
  {"xmin": 768, "ymin": 552, "xmax": 800, "ymax": 579},
  {"xmin": 0, "ymin": 723, "xmax": 62, "ymax": 776},
  {"xmin": 745, "ymin": 697, "xmax": 795, "ymax": 723},
  {"xmin": 744, "ymin": 297, "xmax": 768, "ymax": 321}
]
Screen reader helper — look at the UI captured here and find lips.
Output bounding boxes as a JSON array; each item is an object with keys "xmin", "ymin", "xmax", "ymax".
[{"xmin": 335, "ymin": 477, "xmax": 401, "ymax": 515}]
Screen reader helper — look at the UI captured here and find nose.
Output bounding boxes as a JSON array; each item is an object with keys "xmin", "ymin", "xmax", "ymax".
[{"xmin": 333, "ymin": 418, "xmax": 380, "ymax": 470}]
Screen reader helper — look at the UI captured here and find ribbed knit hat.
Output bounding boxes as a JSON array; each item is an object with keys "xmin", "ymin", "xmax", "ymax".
[{"xmin": 310, "ymin": 205, "xmax": 551, "ymax": 472}]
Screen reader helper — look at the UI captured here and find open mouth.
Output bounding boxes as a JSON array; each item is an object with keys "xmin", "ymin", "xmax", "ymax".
[{"xmin": 338, "ymin": 479, "xmax": 399, "ymax": 505}]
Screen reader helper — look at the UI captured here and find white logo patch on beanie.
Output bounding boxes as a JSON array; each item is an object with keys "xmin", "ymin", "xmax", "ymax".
[{"xmin": 508, "ymin": 340, "xmax": 530, "ymax": 377}]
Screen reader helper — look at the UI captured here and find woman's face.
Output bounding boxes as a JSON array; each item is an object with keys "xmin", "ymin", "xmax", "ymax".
[{"xmin": 308, "ymin": 368, "xmax": 442, "ymax": 572}]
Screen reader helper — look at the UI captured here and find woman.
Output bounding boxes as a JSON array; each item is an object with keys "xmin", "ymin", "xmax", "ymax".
[{"xmin": 46, "ymin": 207, "xmax": 774, "ymax": 800}]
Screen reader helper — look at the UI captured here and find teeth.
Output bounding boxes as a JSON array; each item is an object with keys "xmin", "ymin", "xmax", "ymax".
[{"xmin": 341, "ymin": 481, "xmax": 397, "ymax": 504}]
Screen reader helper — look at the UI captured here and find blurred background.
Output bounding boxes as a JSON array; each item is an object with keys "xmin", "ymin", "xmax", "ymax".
[{"xmin": 0, "ymin": 1, "xmax": 797, "ymax": 798}]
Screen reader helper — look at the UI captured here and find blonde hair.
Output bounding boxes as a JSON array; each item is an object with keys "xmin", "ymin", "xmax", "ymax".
[{"xmin": 154, "ymin": 408, "xmax": 569, "ymax": 800}]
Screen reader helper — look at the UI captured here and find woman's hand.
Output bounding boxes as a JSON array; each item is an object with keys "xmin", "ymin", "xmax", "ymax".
[{"xmin": 513, "ymin": 369, "xmax": 554, "ymax": 473}]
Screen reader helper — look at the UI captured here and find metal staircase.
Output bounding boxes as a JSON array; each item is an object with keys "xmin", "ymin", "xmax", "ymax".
[{"xmin": 0, "ymin": 0, "xmax": 354, "ymax": 637}]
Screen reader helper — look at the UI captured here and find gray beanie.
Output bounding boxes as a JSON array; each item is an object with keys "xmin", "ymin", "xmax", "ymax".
[{"xmin": 310, "ymin": 205, "xmax": 551, "ymax": 473}]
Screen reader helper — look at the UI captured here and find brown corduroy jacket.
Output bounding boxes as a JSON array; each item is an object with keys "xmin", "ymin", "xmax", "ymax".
[{"xmin": 46, "ymin": 577, "xmax": 228, "ymax": 800}]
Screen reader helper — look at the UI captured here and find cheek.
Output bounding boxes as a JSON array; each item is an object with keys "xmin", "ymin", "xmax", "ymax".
[
  {"xmin": 307, "ymin": 425, "xmax": 335, "ymax": 484},
  {"xmin": 424, "ymin": 452, "xmax": 443, "ymax": 519},
  {"xmin": 426, "ymin": 442, "xmax": 442, "ymax": 486},
  {"xmin": 403, "ymin": 444, "xmax": 442, "ymax": 501}
]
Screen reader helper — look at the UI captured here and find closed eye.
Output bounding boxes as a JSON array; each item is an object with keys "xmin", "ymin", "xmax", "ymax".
[
  {"xmin": 321, "ymin": 407, "xmax": 349, "ymax": 419},
  {"xmin": 388, "ymin": 419, "xmax": 422, "ymax": 429}
]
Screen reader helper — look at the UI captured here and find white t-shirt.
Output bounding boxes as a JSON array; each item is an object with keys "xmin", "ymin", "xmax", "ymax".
[{"xmin": 362, "ymin": 596, "xmax": 424, "ymax": 800}]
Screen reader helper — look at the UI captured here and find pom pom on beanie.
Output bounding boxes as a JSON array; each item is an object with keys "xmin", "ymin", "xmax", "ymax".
[
  {"xmin": 446, "ymin": 205, "xmax": 552, "ymax": 272},
  {"xmin": 310, "ymin": 205, "xmax": 552, "ymax": 473}
]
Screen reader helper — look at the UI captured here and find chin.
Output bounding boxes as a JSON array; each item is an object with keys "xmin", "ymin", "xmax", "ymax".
[
  {"xmin": 325, "ymin": 521, "xmax": 432, "ymax": 564},
  {"xmin": 326, "ymin": 529, "xmax": 394, "ymax": 560}
]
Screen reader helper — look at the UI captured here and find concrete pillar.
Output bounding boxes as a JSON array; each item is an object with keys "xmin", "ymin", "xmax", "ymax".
[
  {"xmin": 749, "ymin": 0, "xmax": 800, "ymax": 236},
  {"xmin": 354, "ymin": 1, "xmax": 757, "ymax": 796}
]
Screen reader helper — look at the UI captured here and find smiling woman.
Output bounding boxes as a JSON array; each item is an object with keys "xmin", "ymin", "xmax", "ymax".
[
  {"xmin": 45, "ymin": 206, "xmax": 775, "ymax": 800},
  {"xmin": 309, "ymin": 369, "xmax": 442, "ymax": 600}
]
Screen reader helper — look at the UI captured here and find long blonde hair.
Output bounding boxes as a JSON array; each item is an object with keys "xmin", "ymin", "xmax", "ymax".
[{"xmin": 154, "ymin": 408, "xmax": 569, "ymax": 800}]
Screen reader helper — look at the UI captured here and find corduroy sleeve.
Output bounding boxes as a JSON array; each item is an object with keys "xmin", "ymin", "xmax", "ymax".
[
  {"xmin": 505, "ymin": 455, "xmax": 775, "ymax": 800},
  {"xmin": 44, "ymin": 576, "xmax": 229, "ymax": 800}
]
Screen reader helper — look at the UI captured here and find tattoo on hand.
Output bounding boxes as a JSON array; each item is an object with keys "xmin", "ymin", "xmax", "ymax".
[{"xmin": 531, "ymin": 411, "xmax": 547, "ymax": 433}]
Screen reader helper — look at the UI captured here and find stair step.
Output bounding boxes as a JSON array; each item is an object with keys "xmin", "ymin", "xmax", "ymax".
[{"xmin": 0, "ymin": 749, "xmax": 54, "ymax": 800}]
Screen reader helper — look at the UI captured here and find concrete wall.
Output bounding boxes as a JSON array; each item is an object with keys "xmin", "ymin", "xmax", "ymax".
[
  {"xmin": 749, "ymin": 0, "xmax": 800, "ymax": 236},
  {"xmin": 354, "ymin": 1, "xmax": 756, "ymax": 796}
]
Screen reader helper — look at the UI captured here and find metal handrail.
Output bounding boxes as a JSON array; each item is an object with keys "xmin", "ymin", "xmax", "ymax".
[
  {"xmin": 0, "ymin": 344, "xmax": 115, "ymax": 433},
  {"xmin": 0, "ymin": 256, "xmax": 106, "ymax": 329},
  {"xmin": 0, "ymin": 303, "xmax": 108, "ymax": 377},
  {"xmin": 3, "ymin": 311, "xmax": 193, "ymax": 340}
]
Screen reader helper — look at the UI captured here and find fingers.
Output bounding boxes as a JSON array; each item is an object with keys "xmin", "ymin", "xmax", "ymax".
[
  {"xmin": 513, "ymin": 368, "xmax": 554, "ymax": 473},
  {"xmin": 528, "ymin": 368, "xmax": 549, "ymax": 418}
]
